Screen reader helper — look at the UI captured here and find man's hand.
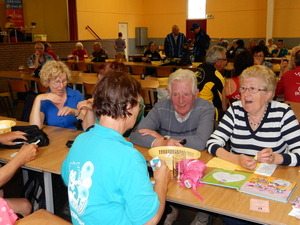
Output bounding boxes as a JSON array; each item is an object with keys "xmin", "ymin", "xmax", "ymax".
[
  {"xmin": 138, "ymin": 129, "xmax": 163, "ymax": 139},
  {"xmin": 16, "ymin": 144, "xmax": 38, "ymax": 165},
  {"xmin": 0, "ymin": 131, "xmax": 27, "ymax": 145}
]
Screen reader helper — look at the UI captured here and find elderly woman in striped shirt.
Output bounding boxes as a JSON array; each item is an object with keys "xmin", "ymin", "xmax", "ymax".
[{"xmin": 207, "ymin": 65, "xmax": 300, "ymax": 170}]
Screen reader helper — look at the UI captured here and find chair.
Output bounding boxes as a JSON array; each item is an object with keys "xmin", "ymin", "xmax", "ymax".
[
  {"xmin": 7, "ymin": 80, "xmax": 29, "ymax": 117},
  {"xmin": 130, "ymin": 66, "xmax": 146, "ymax": 75},
  {"xmin": 93, "ymin": 64, "xmax": 101, "ymax": 73},
  {"xmin": 15, "ymin": 209, "xmax": 71, "ymax": 225},
  {"xmin": 64, "ymin": 61, "xmax": 74, "ymax": 70},
  {"xmin": 0, "ymin": 91, "xmax": 13, "ymax": 117},
  {"xmin": 75, "ymin": 63, "xmax": 88, "ymax": 72},
  {"xmin": 155, "ymin": 67, "xmax": 173, "ymax": 77},
  {"xmin": 36, "ymin": 81, "xmax": 49, "ymax": 93},
  {"xmin": 285, "ymin": 101, "xmax": 300, "ymax": 123},
  {"xmin": 83, "ymin": 82, "xmax": 96, "ymax": 99}
]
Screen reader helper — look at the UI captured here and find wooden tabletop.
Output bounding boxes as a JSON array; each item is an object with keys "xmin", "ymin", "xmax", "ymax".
[{"xmin": 0, "ymin": 117, "xmax": 298, "ymax": 224}]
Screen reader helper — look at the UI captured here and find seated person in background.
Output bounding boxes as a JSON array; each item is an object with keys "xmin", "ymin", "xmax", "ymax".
[
  {"xmin": 277, "ymin": 45, "xmax": 300, "ymax": 78},
  {"xmin": 5, "ymin": 16, "xmax": 25, "ymax": 42},
  {"xmin": 194, "ymin": 45, "xmax": 226, "ymax": 121},
  {"xmin": 131, "ymin": 68, "xmax": 214, "ymax": 151},
  {"xmin": 61, "ymin": 71, "xmax": 170, "ymax": 225},
  {"xmin": 267, "ymin": 38, "xmax": 277, "ymax": 53},
  {"xmin": 257, "ymin": 39, "xmax": 270, "ymax": 57},
  {"xmin": 271, "ymin": 39, "xmax": 288, "ymax": 57},
  {"xmin": 222, "ymin": 50, "xmax": 253, "ymax": 111},
  {"xmin": 142, "ymin": 41, "xmax": 161, "ymax": 62},
  {"xmin": 44, "ymin": 43, "xmax": 58, "ymax": 60},
  {"xmin": 77, "ymin": 61, "xmax": 144, "ymax": 136},
  {"xmin": 226, "ymin": 39, "xmax": 247, "ymax": 59},
  {"xmin": 70, "ymin": 42, "xmax": 88, "ymax": 60},
  {"xmin": 252, "ymin": 46, "xmax": 273, "ymax": 69},
  {"xmin": 131, "ymin": 69, "xmax": 214, "ymax": 225},
  {"xmin": 207, "ymin": 65, "xmax": 300, "ymax": 225},
  {"xmin": 247, "ymin": 38, "xmax": 257, "ymax": 52},
  {"xmin": 276, "ymin": 49, "xmax": 300, "ymax": 103},
  {"xmin": 90, "ymin": 42, "xmax": 108, "ymax": 62},
  {"xmin": 0, "ymin": 131, "xmax": 37, "ymax": 217},
  {"xmin": 30, "ymin": 61, "xmax": 84, "ymax": 129},
  {"xmin": 27, "ymin": 42, "xmax": 54, "ymax": 69}
]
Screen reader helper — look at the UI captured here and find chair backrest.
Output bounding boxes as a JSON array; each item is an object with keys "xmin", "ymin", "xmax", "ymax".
[
  {"xmin": 93, "ymin": 64, "xmax": 100, "ymax": 73},
  {"xmin": 64, "ymin": 61, "xmax": 74, "ymax": 70},
  {"xmin": 36, "ymin": 81, "xmax": 49, "ymax": 93},
  {"xmin": 285, "ymin": 101, "xmax": 300, "ymax": 123},
  {"xmin": 83, "ymin": 82, "xmax": 96, "ymax": 98},
  {"xmin": 7, "ymin": 80, "xmax": 29, "ymax": 93},
  {"xmin": 75, "ymin": 63, "xmax": 88, "ymax": 72},
  {"xmin": 141, "ymin": 88, "xmax": 155, "ymax": 107},
  {"xmin": 130, "ymin": 66, "xmax": 146, "ymax": 75},
  {"xmin": 156, "ymin": 67, "xmax": 173, "ymax": 77}
]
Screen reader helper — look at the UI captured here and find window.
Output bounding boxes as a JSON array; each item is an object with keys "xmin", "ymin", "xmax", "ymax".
[{"xmin": 188, "ymin": 0, "xmax": 206, "ymax": 19}]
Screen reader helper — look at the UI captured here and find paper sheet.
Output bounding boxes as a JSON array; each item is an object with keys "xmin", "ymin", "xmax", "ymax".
[{"xmin": 206, "ymin": 157, "xmax": 238, "ymax": 170}]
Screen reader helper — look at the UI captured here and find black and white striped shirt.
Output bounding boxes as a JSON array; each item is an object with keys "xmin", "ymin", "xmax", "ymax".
[{"xmin": 207, "ymin": 101, "xmax": 300, "ymax": 166}]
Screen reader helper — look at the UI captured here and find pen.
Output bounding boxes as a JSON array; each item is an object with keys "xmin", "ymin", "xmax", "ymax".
[
  {"xmin": 23, "ymin": 140, "xmax": 40, "ymax": 145},
  {"xmin": 253, "ymin": 155, "xmax": 258, "ymax": 161}
]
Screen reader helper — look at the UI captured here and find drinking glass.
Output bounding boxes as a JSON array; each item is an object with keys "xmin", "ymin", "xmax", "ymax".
[
  {"xmin": 19, "ymin": 65, "xmax": 25, "ymax": 75},
  {"xmin": 29, "ymin": 66, "xmax": 35, "ymax": 76}
]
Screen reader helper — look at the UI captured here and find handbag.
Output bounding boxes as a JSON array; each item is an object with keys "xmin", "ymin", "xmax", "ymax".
[{"xmin": 0, "ymin": 125, "xmax": 49, "ymax": 149}]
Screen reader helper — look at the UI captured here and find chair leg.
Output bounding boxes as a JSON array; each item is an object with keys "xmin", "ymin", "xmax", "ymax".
[
  {"xmin": 12, "ymin": 101, "xmax": 18, "ymax": 117},
  {"xmin": 5, "ymin": 96, "xmax": 13, "ymax": 117}
]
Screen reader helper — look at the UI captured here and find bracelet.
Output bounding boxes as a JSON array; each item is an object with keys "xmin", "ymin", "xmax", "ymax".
[{"xmin": 75, "ymin": 110, "xmax": 81, "ymax": 118}]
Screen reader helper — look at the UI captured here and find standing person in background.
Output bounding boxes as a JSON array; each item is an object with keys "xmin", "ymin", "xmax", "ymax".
[
  {"xmin": 164, "ymin": 25, "xmax": 186, "ymax": 58},
  {"xmin": 114, "ymin": 32, "xmax": 126, "ymax": 55},
  {"xmin": 44, "ymin": 43, "xmax": 58, "ymax": 61},
  {"xmin": 70, "ymin": 42, "xmax": 88, "ymax": 61},
  {"xmin": 5, "ymin": 16, "xmax": 25, "ymax": 42},
  {"xmin": 272, "ymin": 39, "xmax": 288, "ymax": 57},
  {"xmin": 27, "ymin": 42, "xmax": 54, "ymax": 69},
  {"xmin": 190, "ymin": 23, "xmax": 211, "ymax": 62}
]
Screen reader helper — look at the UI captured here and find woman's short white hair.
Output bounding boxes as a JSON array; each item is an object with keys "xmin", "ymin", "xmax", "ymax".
[
  {"xmin": 75, "ymin": 42, "xmax": 83, "ymax": 48},
  {"xmin": 168, "ymin": 69, "xmax": 197, "ymax": 93}
]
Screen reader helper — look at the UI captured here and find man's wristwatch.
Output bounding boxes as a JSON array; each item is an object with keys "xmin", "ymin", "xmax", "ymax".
[{"xmin": 164, "ymin": 135, "xmax": 171, "ymax": 140}]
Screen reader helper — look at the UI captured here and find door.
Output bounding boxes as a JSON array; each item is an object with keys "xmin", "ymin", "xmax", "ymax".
[{"xmin": 118, "ymin": 23, "xmax": 128, "ymax": 59}]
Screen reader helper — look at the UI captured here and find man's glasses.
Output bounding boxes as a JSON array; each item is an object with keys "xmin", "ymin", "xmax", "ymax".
[
  {"xmin": 239, "ymin": 87, "xmax": 266, "ymax": 93},
  {"xmin": 50, "ymin": 80, "xmax": 68, "ymax": 87}
]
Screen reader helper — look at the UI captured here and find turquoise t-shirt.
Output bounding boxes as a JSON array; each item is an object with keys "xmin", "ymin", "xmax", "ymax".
[{"xmin": 61, "ymin": 124, "xmax": 159, "ymax": 225}]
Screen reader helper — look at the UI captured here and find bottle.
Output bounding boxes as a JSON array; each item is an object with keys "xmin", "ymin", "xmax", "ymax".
[
  {"xmin": 76, "ymin": 55, "xmax": 79, "ymax": 62},
  {"xmin": 140, "ymin": 74, "xmax": 145, "ymax": 80}
]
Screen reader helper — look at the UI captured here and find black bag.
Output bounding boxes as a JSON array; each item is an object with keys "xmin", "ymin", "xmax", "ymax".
[
  {"xmin": 0, "ymin": 125, "xmax": 49, "ymax": 149},
  {"xmin": 22, "ymin": 176, "xmax": 46, "ymax": 212},
  {"xmin": 33, "ymin": 66, "xmax": 42, "ymax": 77},
  {"xmin": 92, "ymin": 57, "xmax": 106, "ymax": 62}
]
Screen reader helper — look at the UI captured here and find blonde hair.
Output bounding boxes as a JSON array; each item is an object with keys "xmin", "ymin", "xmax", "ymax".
[
  {"xmin": 40, "ymin": 61, "xmax": 71, "ymax": 87},
  {"xmin": 288, "ymin": 46, "xmax": 300, "ymax": 70},
  {"xmin": 240, "ymin": 65, "xmax": 277, "ymax": 101},
  {"xmin": 75, "ymin": 42, "xmax": 83, "ymax": 48}
]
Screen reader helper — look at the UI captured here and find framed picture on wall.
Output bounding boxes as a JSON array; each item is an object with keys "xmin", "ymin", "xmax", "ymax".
[{"xmin": 34, "ymin": 34, "xmax": 47, "ymax": 42}]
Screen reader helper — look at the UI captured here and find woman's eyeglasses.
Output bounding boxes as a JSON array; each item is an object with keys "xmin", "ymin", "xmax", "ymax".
[
  {"xmin": 50, "ymin": 80, "xmax": 68, "ymax": 87},
  {"xmin": 139, "ymin": 101, "xmax": 145, "ymax": 111},
  {"xmin": 239, "ymin": 87, "xmax": 266, "ymax": 93}
]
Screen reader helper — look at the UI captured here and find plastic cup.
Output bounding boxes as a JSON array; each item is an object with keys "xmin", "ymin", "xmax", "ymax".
[{"xmin": 173, "ymin": 153, "xmax": 186, "ymax": 182}]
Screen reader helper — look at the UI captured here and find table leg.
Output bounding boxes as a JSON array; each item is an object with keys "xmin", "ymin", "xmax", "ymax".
[{"xmin": 43, "ymin": 171, "xmax": 54, "ymax": 213}]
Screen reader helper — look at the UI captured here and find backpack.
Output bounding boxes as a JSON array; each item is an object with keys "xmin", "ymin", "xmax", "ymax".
[{"xmin": 22, "ymin": 177, "xmax": 46, "ymax": 212}]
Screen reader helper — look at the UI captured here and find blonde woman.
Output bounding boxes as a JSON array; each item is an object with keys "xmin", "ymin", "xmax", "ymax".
[{"xmin": 30, "ymin": 61, "xmax": 84, "ymax": 129}]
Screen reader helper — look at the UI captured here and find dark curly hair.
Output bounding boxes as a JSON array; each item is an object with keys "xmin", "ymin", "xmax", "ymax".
[{"xmin": 93, "ymin": 71, "xmax": 141, "ymax": 119}]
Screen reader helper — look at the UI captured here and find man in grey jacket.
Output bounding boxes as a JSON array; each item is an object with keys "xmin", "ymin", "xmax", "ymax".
[{"xmin": 131, "ymin": 68, "xmax": 214, "ymax": 151}]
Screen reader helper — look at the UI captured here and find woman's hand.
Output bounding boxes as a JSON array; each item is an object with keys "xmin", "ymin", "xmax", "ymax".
[
  {"xmin": 77, "ymin": 98, "xmax": 93, "ymax": 111},
  {"xmin": 57, "ymin": 107, "xmax": 78, "ymax": 116},
  {"xmin": 38, "ymin": 93, "xmax": 63, "ymax": 105},
  {"xmin": 257, "ymin": 148, "xmax": 274, "ymax": 164},
  {"xmin": 238, "ymin": 154, "xmax": 257, "ymax": 170}
]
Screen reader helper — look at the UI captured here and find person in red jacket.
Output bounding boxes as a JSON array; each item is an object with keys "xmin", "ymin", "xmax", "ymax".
[{"xmin": 70, "ymin": 42, "xmax": 88, "ymax": 61}]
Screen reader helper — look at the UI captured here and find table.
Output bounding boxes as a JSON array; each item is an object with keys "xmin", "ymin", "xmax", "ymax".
[
  {"xmin": 0, "ymin": 117, "xmax": 299, "ymax": 224},
  {"xmin": 0, "ymin": 117, "xmax": 82, "ymax": 213}
]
